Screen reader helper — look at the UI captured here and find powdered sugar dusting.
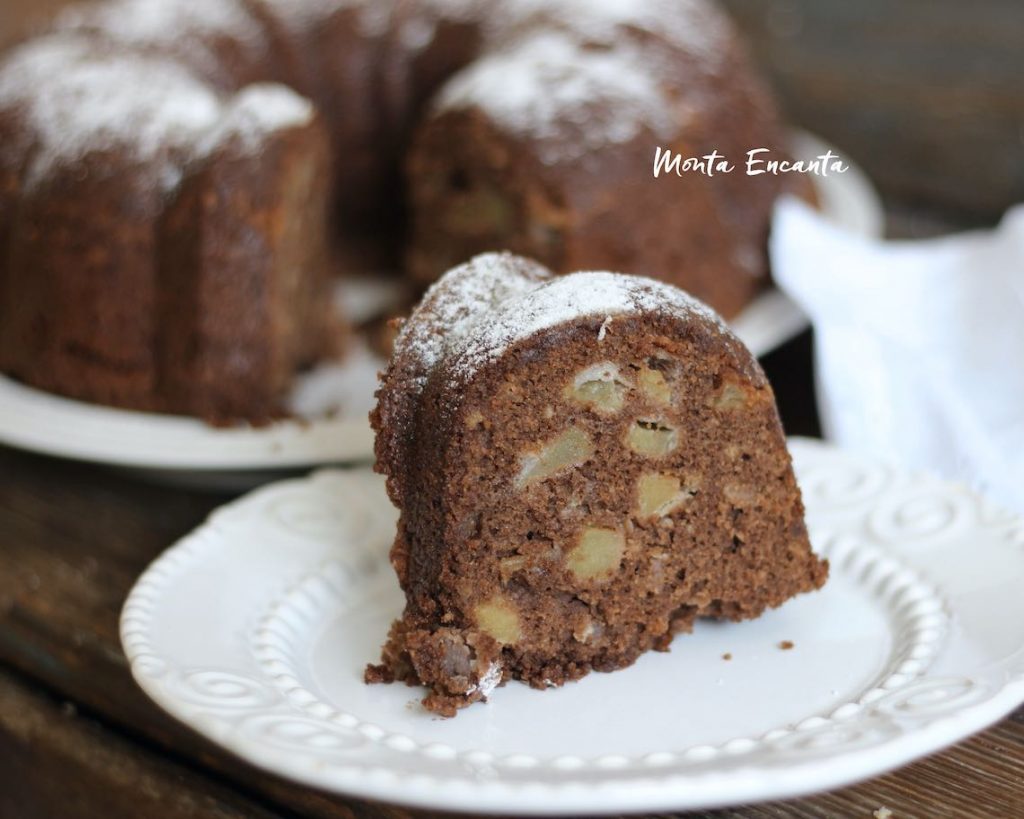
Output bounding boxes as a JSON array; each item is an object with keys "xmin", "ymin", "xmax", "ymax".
[
  {"xmin": 201, "ymin": 84, "xmax": 315, "ymax": 154},
  {"xmin": 56, "ymin": 0, "xmax": 265, "ymax": 53},
  {"xmin": 436, "ymin": 31, "xmax": 675, "ymax": 164},
  {"xmin": 396, "ymin": 252, "xmax": 730, "ymax": 399},
  {"xmin": 455, "ymin": 268, "xmax": 728, "ymax": 378},
  {"xmin": 506, "ymin": 0, "xmax": 730, "ymax": 67},
  {"xmin": 432, "ymin": 0, "xmax": 733, "ymax": 159},
  {"xmin": 467, "ymin": 660, "xmax": 503, "ymax": 698},
  {"xmin": 256, "ymin": 0, "xmax": 395, "ymax": 39},
  {"xmin": 0, "ymin": 36, "xmax": 221, "ymax": 187},
  {"xmin": 397, "ymin": 0, "xmax": 485, "ymax": 52},
  {"xmin": 395, "ymin": 253, "xmax": 549, "ymax": 393}
]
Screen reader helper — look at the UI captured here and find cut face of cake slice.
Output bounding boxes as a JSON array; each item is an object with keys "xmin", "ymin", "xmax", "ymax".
[{"xmin": 367, "ymin": 252, "xmax": 827, "ymax": 716}]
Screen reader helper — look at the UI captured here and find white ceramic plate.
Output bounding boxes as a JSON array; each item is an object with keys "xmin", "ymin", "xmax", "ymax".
[
  {"xmin": 0, "ymin": 133, "xmax": 882, "ymax": 481},
  {"xmin": 121, "ymin": 439, "xmax": 1024, "ymax": 814}
]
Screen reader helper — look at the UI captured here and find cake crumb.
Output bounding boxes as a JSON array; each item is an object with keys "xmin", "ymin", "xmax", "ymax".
[
  {"xmin": 874, "ymin": 808, "xmax": 893, "ymax": 819},
  {"xmin": 778, "ymin": 640, "xmax": 795, "ymax": 650},
  {"xmin": 722, "ymin": 652, "xmax": 732, "ymax": 661}
]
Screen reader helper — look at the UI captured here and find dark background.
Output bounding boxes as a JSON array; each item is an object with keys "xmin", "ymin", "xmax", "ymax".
[{"xmin": 724, "ymin": 0, "xmax": 1024, "ymax": 222}]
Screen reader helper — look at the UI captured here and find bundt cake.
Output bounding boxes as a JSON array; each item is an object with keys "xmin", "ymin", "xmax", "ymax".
[
  {"xmin": 366, "ymin": 252, "xmax": 828, "ymax": 716},
  {"xmin": 0, "ymin": 0, "xmax": 792, "ymax": 420},
  {"xmin": 0, "ymin": 37, "xmax": 335, "ymax": 420},
  {"xmin": 405, "ymin": 3, "xmax": 789, "ymax": 315}
]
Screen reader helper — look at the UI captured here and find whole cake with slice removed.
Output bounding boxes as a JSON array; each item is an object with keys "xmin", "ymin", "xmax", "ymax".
[
  {"xmin": 366, "ymin": 252, "xmax": 828, "ymax": 716},
  {"xmin": 0, "ymin": 0, "xmax": 793, "ymax": 421}
]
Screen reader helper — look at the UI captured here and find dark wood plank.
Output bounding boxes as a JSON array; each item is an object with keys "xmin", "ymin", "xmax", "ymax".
[
  {"xmin": 722, "ymin": 0, "xmax": 1024, "ymax": 219},
  {"xmin": 700, "ymin": 717, "xmax": 1024, "ymax": 818},
  {"xmin": 0, "ymin": 448, "xmax": 397, "ymax": 819},
  {"xmin": 0, "ymin": 666, "xmax": 290, "ymax": 819}
]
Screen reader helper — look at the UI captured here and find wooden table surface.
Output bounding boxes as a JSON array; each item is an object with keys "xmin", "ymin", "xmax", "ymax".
[{"xmin": 1, "ymin": 1, "xmax": 1023, "ymax": 817}]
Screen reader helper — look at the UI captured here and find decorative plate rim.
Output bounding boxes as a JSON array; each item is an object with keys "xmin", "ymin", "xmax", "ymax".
[
  {"xmin": 120, "ymin": 439, "xmax": 1024, "ymax": 813},
  {"xmin": 250, "ymin": 532, "xmax": 952, "ymax": 766}
]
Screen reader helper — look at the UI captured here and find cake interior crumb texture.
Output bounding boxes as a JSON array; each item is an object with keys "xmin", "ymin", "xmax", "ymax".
[{"xmin": 367, "ymin": 253, "xmax": 828, "ymax": 716}]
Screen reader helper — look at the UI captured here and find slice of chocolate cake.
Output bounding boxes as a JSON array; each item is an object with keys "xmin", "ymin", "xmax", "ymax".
[{"xmin": 367, "ymin": 252, "xmax": 827, "ymax": 716}]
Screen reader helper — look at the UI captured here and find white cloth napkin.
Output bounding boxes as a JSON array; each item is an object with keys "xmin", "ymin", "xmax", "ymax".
[{"xmin": 771, "ymin": 197, "xmax": 1024, "ymax": 514}]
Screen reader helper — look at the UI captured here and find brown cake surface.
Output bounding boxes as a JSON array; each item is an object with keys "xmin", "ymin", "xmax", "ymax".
[
  {"xmin": 157, "ymin": 86, "xmax": 336, "ymax": 422},
  {"xmin": 405, "ymin": 2, "xmax": 789, "ymax": 317},
  {"xmin": 368, "ymin": 252, "xmax": 828, "ymax": 716},
  {"xmin": 0, "ymin": 0, "xmax": 791, "ymax": 419},
  {"xmin": 0, "ymin": 38, "xmax": 336, "ymax": 420}
]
